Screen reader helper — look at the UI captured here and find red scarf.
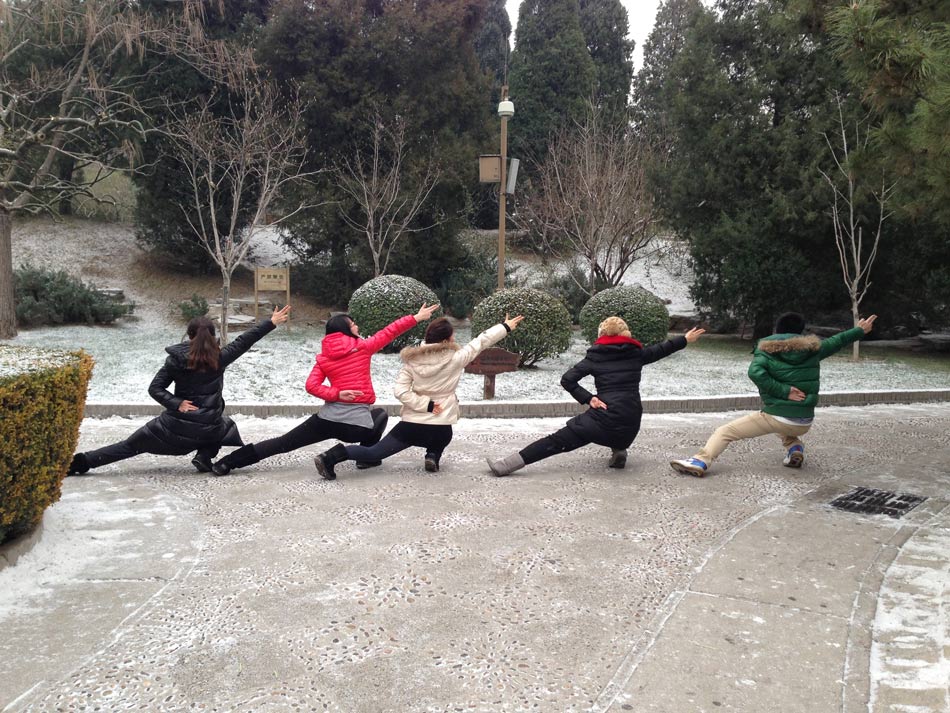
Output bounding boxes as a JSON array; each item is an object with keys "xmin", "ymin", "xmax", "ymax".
[{"xmin": 595, "ymin": 335, "xmax": 643, "ymax": 348}]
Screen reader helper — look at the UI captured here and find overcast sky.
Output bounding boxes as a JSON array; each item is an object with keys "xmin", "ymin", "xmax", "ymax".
[{"xmin": 504, "ymin": 0, "xmax": 661, "ymax": 70}]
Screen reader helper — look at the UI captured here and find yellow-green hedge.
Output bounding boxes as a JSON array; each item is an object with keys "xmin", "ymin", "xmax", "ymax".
[{"xmin": 0, "ymin": 345, "xmax": 93, "ymax": 544}]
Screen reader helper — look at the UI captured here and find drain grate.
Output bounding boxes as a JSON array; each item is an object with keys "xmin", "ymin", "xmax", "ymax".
[{"xmin": 830, "ymin": 487, "xmax": 927, "ymax": 519}]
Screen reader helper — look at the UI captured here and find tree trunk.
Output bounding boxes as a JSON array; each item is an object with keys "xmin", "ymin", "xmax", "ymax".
[
  {"xmin": 220, "ymin": 276, "xmax": 231, "ymax": 346},
  {"xmin": 0, "ymin": 210, "xmax": 17, "ymax": 340},
  {"xmin": 852, "ymin": 301, "xmax": 860, "ymax": 361}
]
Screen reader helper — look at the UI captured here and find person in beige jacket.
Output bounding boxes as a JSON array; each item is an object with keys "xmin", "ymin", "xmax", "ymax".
[{"xmin": 314, "ymin": 314, "xmax": 523, "ymax": 479}]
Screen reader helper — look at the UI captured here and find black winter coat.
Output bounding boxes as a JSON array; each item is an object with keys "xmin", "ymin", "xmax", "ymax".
[
  {"xmin": 125, "ymin": 319, "xmax": 276, "ymax": 455},
  {"xmin": 560, "ymin": 335, "xmax": 688, "ymax": 449}
]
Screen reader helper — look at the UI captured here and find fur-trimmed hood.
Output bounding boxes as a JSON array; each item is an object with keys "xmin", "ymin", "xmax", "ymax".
[{"xmin": 756, "ymin": 334, "xmax": 821, "ymax": 354}]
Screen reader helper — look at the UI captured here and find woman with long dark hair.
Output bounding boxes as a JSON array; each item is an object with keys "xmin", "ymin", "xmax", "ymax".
[
  {"xmin": 209, "ymin": 302, "xmax": 440, "ymax": 475},
  {"xmin": 68, "ymin": 306, "xmax": 291, "ymax": 475},
  {"xmin": 314, "ymin": 313, "xmax": 523, "ymax": 479}
]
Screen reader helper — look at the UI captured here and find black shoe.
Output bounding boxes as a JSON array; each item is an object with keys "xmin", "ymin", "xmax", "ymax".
[
  {"xmin": 355, "ymin": 460, "xmax": 382, "ymax": 470},
  {"xmin": 315, "ymin": 444, "xmax": 348, "ymax": 480},
  {"xmin": 211, "ymin": 460, "xmax": 231, "ymax": 476},
  {"xmin": 608, "ymin": 449, "xmax": 627, "ymax": 469},
  {"xmin": 66, "ymin": 452, "xmax": 90, "ymax": 476},
  {"xmin": 424, "ymin": 453, "xmax": 440, "ymax": 472},
  {"xmin": 192, "ymin": 453, "xmax": 213, "ymax": 473}
]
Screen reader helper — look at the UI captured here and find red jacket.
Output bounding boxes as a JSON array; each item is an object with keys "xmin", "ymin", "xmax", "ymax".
[{"xmin": 306, "ymin": 314, "xmax": 417, "ymax": 404}]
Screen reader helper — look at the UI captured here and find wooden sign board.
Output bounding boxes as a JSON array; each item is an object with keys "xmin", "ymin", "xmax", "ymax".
[
  {"xmin": 464, "ymin": 347, "xmax": 520, "ymax": 399},
  {"xmin": 254, "ymin": 266, "xmax": 291, "ymax": 325}
]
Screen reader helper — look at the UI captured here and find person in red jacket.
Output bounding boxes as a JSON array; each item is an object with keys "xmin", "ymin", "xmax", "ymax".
[{"xmin": 210, "ymin": 302, "xmax": 440, "ymax": 475}]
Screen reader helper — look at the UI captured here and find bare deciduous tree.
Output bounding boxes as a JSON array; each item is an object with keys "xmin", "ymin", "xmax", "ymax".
[
  {"xmin": 0, "ymin": 0, "xmax": 235, "ymax": 339},
  {"xmin": 517, "ymin": 104, "xmax": 662, "ymax": 297},
  {"xmin": 332, "ymin": 114, "xmax": 442, "ymax": 277},
  {"xmin": 819, "ymin": 93, "xmax": 895, "ymax": 361},
  {"xmin": 167, "ymin": 76, "xmax": 315, "ymax": 343}
]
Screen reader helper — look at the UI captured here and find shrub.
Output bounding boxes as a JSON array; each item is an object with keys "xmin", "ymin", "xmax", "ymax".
[
  {"xmin": 471, "ymin": 287, "xmax": 572, "ymax": 366},
  {"xmin": 348, "ymin": 275, "xmax": 442, "ymax": 352},
  {"xmin": 179, "ymin": 293, "xmax": 209, "ymax": 322},
  {"xmin": 579, "ymin": 285, "xmax": 670, "ymax": 345},
  {"xmin": 14, "ymin": 264, "xmax": 131, "ymax": 327},
  {"xmin": 0, "ymin": 346, "xmax": 93, "ymax": 544}
]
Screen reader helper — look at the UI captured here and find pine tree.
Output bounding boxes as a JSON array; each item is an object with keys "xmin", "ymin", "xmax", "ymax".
[
  {"xmin": 508, "ymin": 0, "xmax": 597, "ymax": 163},
  {"xmin": 579, "ymin": 0, "xmax": 634, "ymax": 119},
  {"xmin": 475, "ymin": 0, "xmax": 512, "ymax": 104}
]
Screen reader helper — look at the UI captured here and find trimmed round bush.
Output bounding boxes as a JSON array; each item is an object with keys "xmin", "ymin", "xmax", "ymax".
[
  {"xmin": 0, "ymin": 345, "xmax": 93, "ymax": 544},
  {"xmin": 471, "ymin": 288, "xmax": 572, "ymax": 367},
  {"xmin": 579, "ymin": 285, "xmax": 670, "ymax": 345},
  {"xmin": 348, "ymin": 275, "xmax": 441, "ymax": 352}
]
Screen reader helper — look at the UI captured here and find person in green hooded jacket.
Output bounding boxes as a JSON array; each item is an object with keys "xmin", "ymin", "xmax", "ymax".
[{"xmin": 670, "ymin": 312, "xmax": 877, "ymax": 477}]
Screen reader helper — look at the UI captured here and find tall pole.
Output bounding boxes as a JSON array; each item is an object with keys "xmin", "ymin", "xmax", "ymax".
[{"xmin": 498, "ymin": 85, "xmax": 509, "ymax": 291}]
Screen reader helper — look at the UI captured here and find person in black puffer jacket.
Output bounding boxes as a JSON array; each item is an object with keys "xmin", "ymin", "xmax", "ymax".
[
  {"xmin": 67, "ymin": 305, "xmax": 291, "ymax": 476},
  {"xmin": 487, "ymin": 317, "xmax": 705, "ymax": 476}
]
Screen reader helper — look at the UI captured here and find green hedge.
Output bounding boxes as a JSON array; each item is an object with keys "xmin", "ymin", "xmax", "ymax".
[
  {"xmin": 15, "ymin": 264, "xmax": 131, "ymax": 327},
  {"xmin": 0, "ymin": 346, "xmax": 93, "ymax": 544},
  {"xmin": 348, "ymin": 275, "xmax": 441, "ymax": 353},
  {"xmin": 579, "ymin": 286, "xmax": 670, "ymax": 346},
  {"xmin": 471, "ymin": 288, "xmax": 572, "ymax": 367}
]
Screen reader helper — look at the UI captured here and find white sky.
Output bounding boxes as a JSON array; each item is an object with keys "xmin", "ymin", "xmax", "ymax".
[{"xmin": 505, "ymin": 0, "xmax": 661, "ymax": 70}]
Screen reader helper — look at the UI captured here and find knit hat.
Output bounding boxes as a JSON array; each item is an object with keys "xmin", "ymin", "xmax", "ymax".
[
  {"xmin": 774, "ymin": 312, "xmax": 806, "ymax": 335},
  {"xmin": 598, "ymin": 316, "xmax": 632, "ymax": 338}
]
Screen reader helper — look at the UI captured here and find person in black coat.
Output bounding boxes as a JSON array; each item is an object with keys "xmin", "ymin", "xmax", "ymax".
[
  {"xmin": 487, "ymin": 317, "xmax": 705, "ymax": 476},
  {"xmin": 67, "ymin": 305, "xmax": 291, "ymax": 475}
]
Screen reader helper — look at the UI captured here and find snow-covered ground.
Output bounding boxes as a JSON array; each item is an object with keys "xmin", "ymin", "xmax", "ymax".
[{"xmin": 10, "ymin": 322, "xmax": 949, "ymax": 405}]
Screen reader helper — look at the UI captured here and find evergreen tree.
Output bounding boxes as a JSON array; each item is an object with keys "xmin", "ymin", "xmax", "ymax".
[
  {"xmin": 579, "ymin": 0, "xmax": 634, "ymax": 118},
  {"xmin": 475, "ymin": 0, "xmax": 512, "ymax": 104},
  {"xmin": 643, "ymin": 0, "xmax": 855, "ymax": 335},
  {"xmin": 508, "ymin": 0, "xmax": 597, "ymax": 163},
  {"xmin": 258, "ymin": 0, "xmax": 493, "ymax": 305}
]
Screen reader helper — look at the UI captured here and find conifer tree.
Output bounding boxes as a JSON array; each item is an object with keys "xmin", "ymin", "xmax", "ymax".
[
  {"xmin": 508, "ymin": 0, "xmax": 596, "ymax": 163},
  {"xmin": 579, "ymin": 0, "xmax": 634, "ymax": 118}
]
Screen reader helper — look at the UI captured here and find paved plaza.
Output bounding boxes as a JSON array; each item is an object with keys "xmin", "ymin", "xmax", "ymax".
[{"xmin": 1, "ymin": 404, "xmax": 948, "ymax": 712}]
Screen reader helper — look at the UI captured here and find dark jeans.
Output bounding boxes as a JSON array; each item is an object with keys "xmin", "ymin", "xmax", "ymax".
[
  {"xmin": 236, "ymin": 409, "xmax": 387, "ymax": 466},
  {"xmin": 344, "ymin": 422, "xmax": 453, "ymax": 463}
]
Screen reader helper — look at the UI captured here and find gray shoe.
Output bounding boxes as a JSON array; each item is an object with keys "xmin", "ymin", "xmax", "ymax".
[
  {"xmin": 608, "ymin": 449, "xmax": 627, "ymax": 469},
  {"xmin": 486, "ymin": 453, "xmax": 525, "ymax": 477}
]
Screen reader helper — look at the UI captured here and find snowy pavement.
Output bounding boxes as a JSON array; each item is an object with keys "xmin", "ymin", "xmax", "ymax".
[{"xmin": 1, "ymin": 404, "xmax": 948, "ymax": 712}]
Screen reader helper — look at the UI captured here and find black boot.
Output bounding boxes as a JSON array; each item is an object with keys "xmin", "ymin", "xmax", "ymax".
[
  {"xmin": 66, "ymin": 452, "xmax": 90, "ymax": 476},
  {"xmin": 424, "ymin": 452, "xmax": 440, "ymax": 472},
  {"xmin": 356, "ymin": 408, "xmax": 388, "ymax": 469},
  {"xmin": 212, "ymin": 444, "xmax": 259, "ymax": 476},
  {"xmin": 192, "ymin": 452, "xmax": 214, "ymax": 473},
  {"xmin": 314, "ymin": 444, "xmax": 348, "ymax": 480},
  {"xmin": 608, "ymin": 449, "xmax": 627, "ymax": 469}
]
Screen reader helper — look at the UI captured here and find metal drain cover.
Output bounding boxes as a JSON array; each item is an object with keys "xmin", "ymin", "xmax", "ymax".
[{"xmin": 830, "ymin": 487, "xmax": 926, "ymax": 519}]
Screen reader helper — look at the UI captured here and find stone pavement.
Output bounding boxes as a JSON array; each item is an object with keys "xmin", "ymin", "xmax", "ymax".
[{"xmin": 1, "ymin": 404, "xmax": 948, "ymax": 712}]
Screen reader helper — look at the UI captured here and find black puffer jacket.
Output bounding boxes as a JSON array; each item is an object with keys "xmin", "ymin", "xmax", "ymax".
[
  {"xmin": 127, "ymin": 319, "xmax": 276, "ymax": 455},
  {"xmin": 560, "ymin": 334, "xmax": 688, "ymax": 448}
]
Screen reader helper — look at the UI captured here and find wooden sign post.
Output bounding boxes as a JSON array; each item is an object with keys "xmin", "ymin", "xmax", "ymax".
[
  {"xmin": 254, "ymin": 267, "xmax": 291, "ymax": 326},
  {"xmin": 463, "ymin": 347, "xmax": 520, "ymax": 400}
]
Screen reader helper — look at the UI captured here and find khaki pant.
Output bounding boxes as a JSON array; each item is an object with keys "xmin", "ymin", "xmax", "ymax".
[{"xmin": 695, "ymin": 411, "xmax": 812, "ymax": 464}]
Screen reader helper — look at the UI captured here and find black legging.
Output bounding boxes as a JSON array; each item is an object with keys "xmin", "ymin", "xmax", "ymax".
[
  {"xmin": 344, "ymin": 422, "xmax": 453, "ymax": 463},
  {"xmin": 221, "ymin": 408, "xmax": 388, "ymax": 468},
  {"xmin": 518, "ymin": 426, "xmax": 589, "ymax": 466},
  {"xmin": 84, "ymin": 438, "xmax": 219, "ymax": 469}
]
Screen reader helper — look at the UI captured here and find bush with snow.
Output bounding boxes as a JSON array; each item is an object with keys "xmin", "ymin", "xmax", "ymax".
[
  {"xmin": 348, "ymin": 275, "xmax": 441, "ymax": 352},
  {"xmin": 579, "ymin": 286, "xmax": 669, "ymax": 345},
  {"xmin": 471, "ymin": 287, "xmax": 572, "ymax": 367}
]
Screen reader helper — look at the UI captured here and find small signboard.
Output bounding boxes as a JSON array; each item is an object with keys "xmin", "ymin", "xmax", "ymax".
[
  {"xmin": 464, "ymin": 347, "xmax": 520, "ymax": 399},
  {"xmin": 479, "ymin": 154, "xmax": 501, "ymax": 183},
  {"xmin": 254, "ymin": 266, "xmax": 291, "ymax": 325}
]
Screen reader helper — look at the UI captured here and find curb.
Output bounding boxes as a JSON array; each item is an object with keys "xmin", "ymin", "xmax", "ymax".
[
  {"xmin": 83, "ymin": 388, "xmax": 950, "ymax": 419},
  {"xmin": 0, "ymin": 518, "xmax": 44, "ymax": 572}
]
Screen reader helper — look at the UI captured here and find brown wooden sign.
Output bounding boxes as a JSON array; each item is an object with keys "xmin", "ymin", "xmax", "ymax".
[
  {"xmin": 254, "ymin": 266, "xmax": 291, "ymax": 326},
  {"xmin": 465, "ymin": 348, "xmax": 520, "ymax": 375},
  {"xmin": 465, "ymin": 347, "xmax": 520, "ymax": 400}
]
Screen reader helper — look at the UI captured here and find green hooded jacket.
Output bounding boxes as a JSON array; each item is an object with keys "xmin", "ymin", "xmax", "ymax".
[{"xmin": 748, "ymin": 327, "xmax": 865, "ymax": 418}]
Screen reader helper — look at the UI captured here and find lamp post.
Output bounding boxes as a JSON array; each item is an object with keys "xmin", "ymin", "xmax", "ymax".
[{"xmin": 497, "ymin": 87, "xmax": 514, "ymax": 291}]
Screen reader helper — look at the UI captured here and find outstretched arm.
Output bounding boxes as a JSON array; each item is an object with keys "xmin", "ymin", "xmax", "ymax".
[
  {"xmin": 640, "ymin": 334, "xmax": 691, "ymax": 365},
  {"xmin": 817, "ymin": 316, "xmax": 876, "ymax": 360},
  {"xmin": 219, "ymin": 306, "xmax": 289, "ymax": 367},
  {"xmin": 361, "ymin": 303, "xmax": 440, "ymax": 355},
  {"xmin": 453, "ymin": 315, "xmax": 524, "ymax": 368}
]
